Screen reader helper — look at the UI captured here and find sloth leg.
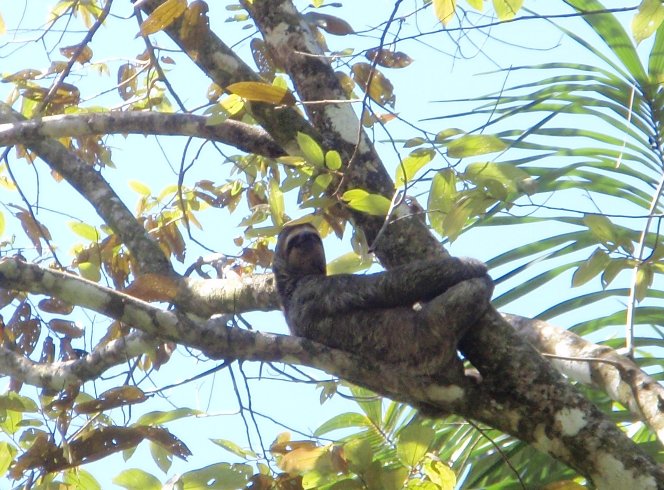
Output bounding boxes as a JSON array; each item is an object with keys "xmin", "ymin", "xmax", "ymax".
[{"xmin": 417, "ymin": 275, "xmax": 494, "ymax": 367}]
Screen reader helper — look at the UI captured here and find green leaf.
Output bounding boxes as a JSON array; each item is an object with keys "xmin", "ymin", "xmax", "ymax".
[
  {"xmin": 136, "ymin": 408, "xmax": 202, "ymax": 426},
  {"xmin": 210, "ymin": 438, "xmax": 258, "ymax": 459},
  {"xmin": 583, "ymin": 214, "xmax": 618, "ymax": 248},
  {"xmin": 113, "ymin": 469, "xmax": 161, "ymax": 490},
  {"xmin": 68, "ymin": 221, "xmax": 100, "ymax": 241},
  {"xmin": 314, "ymin": 412, "xmax": 371, "ymax": 437},
  {"xmin": 395, "ymin": 149, "xmax": 435, "ymax": 186},
  {"xmin": 78, "ymin": 261, "xmax": 101, "ymax": 282},
  {"xmin": 269, "ymin": 177, "xmax": 285, "ymax": 227},
  {"xmin": 446, "ymin": 134, "xmax": 507, "ymax": 158},
  {"xmin": 312, "ymin": 173, "xmax": 333, "ymax": 195},
  {"xmin": 0, "ymin": 392, "xmax": 38, "ymax": 412},
  {"xmin": 464, "ymin": 162, "xmax": 532, "ymax": 193},
  {"xmin": 632, "ymin": 0, "xmax": 664, "ymax": 44},
  {"xmin": 350, "ymin": 386, "xmax": 382, "ymax": 426},
  {"xmin": 342, "ymin": 189, "xmax": 391, "ymax": 216},
  {"xmin": 648, "ymin": 21, "xmax": 664, "ymax": 82},
  {"xmin": 327, "ymin": 252, "xmax": 373, "ymax": 274},
  {"xmin": 325, "ymin": 150, "xmax": 342, "ymax": 170},
  {"xmin": 564, "ymin": 0, "xmax": 647, "ymax": 81},
  {"xmin": 0, "ymin": 442, "xmax": 16, "ymax": 477},
  {"xmin": 344, "ymin": 438, "xmax": 374, "ymax": 474},
  {"xmin": 181, "ymin": 463, "xmax": 252, "ymax": 490},
  {"xmin": 64, "ymin": 469, "xmax": 101, "ymax": 490},
  {"xmin": 423, "ymin": 458, "xmax": 456, "ymax": 489},
  {"xmin": 443, "ymin": 198, "xmax": 473, "ymax": 241},
  {"xmin": 572, "ymin": 248, "xmax": 610, "ymax": 287},
  {"xmin": 427, "ymin": 169, "xmax": 457, "ymax": 235},
  {"xmin": 297, "ymin": 132, "xmax": 325, "ymax": 167},
  {"xmin": 493, "ymin": 0, "xmax": 523, "ymax": 21},
  {"xmin": 397, "ymin": 423, "xmax": 435, "ymax": 468},
  {"xmin": 435, "ymin": 128, "xmax": 464, "ymax": 143},
  {"xmin": 635, "ymin": 264, "xmax": 654, "ymax": 302}
]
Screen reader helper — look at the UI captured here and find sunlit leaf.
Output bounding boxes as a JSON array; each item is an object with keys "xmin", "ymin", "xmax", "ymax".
[
  {"xmin": 395, "ymin": 149, "xmax": 435, "ymax": 186},
  {"xmin": 211, "ymin": 439, "xmax": 258, "ymax": 459},
  {"xmin": 327, "ymin": 252, "xmax": 373, "ymax": 274},
  {"xmin": 269, "ymin": 177, "xmax": 285, "ymax": 227},
  {"xmin": 314, "ymin": 412, "xmax": 371, "ymax": 436},
  {"xmin": 464, "ymin": 162, "xmax": 533, "ymax": 194},
  {"xmin": 467, "ymin": 0, "xmax": 484, "ymax": 10},
  {"xmin": 140, "ymin": 0, "xmax": 187, "ymax": 36},
  {"xmin": 635, "ymin": 264, "xmax": 653, "ymax": 302},
  {"xmin": 572, "ymin": 248, "xmax": 610, "ymax": 287},
  {"xmin": 342, "ymin": 189, "xmax": 391, "ymax": 216},
  {"xmin": 397, "ymin": 423, "xmax": 435, "ymax": 467},
  {"xmin": 632, "ymin": 0, "xmax": 664, "ymax": 44},
  {"xmin": 583, "ymin": 214, "xmax": 618, "ymax": 248},
  {"xmin": 68, "ymin": 221, "xmax": 100, "ymax": 241},
  {"xmin": 0, "ymin": 211, "xmax": 5, "ymax": 237},
  {"xmin": 325, "ymin": 150, "xmax": 342, "ymax": 170},
  {"xmin": 227, "ymin": 81, "xmax": 296, "ymax": 105},
  {"xmin": 493, "ymin": 0, "xmax": 523, "ymax": 21},
  {"xmin": 433, "ymin": 0, "xmax": 456, "ymax": 26},
  {"xmin": 0, "ymin": 14, "xmax": 5, "ymax": 36},
  {"xmin": 423, "ymin": 458, "xmax": 456, "ymax": 489},
  {"xmin": 296, "ymin": 132, "xmax": 325, "ymax": 167},
  {"xmin": 428, "ymin": 169, "xmax": 457, "ymax": 235},
  {"xmin": 180, "ymin": 463, "xmax": 252, "ymax": 490},
  {"xmin": 78, "ymin": 261, "xmax": 101, "ymax": 282},
  {"xmin": 446, "ymin": 134, "xmax": 507, "ymax": 158},
  {"xmin": 129, "ymin": 180, "xmax": 151, "ymax": 196},
  {"xmin": 137, "ymin": 408, "xmax": 202, "ymax": 426},
  {"xmin": 113, "ymin": 468, "xmax": 161, "ymax": 490}
]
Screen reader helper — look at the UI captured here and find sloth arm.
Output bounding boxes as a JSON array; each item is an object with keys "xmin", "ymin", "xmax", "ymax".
[{"xmin": 290, "ymin": 256, "xmax": 490, "ymax": 317}]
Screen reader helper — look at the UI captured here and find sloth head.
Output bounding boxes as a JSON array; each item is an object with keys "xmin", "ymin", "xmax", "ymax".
[{"xmin": 273, "ymin": 223, "xmax": 327, "ymax": 280}]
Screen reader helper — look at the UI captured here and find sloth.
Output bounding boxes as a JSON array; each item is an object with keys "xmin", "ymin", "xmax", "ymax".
[{"xmin": 272, "ymin": 223, "xmax": 494, "ymax": 376}]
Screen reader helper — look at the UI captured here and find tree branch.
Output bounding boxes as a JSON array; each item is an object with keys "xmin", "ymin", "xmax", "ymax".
[
  {"xmin": 0, "ymin": 102, "xmax": 171, "ymax": 276},
  {"xmin": 0, "ymin": 112, "xmax": 285, "ymax": 158},
  {"xmin": 1, "ymin": 256, "xmax": 663, "ymax": 486}
]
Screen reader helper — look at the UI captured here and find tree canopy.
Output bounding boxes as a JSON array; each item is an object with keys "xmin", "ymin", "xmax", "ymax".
[{"xmin": 1, "ymin": 0, "xmax": 664, "ymax": 488}]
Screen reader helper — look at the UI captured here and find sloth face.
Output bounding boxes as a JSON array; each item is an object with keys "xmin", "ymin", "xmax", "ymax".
[{"xmin": 274, "ymin": 224, "xmax": 326, "ymax": 278}]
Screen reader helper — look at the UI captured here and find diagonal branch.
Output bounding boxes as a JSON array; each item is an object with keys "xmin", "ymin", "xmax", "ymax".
[{"xmin": 0, "ymin": 102, "xmax": 172, "ymax": 275}]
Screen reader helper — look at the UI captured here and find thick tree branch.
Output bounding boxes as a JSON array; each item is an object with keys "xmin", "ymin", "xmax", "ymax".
[
  {"xmin": 0, "ymin": 113, "xmax": 285, "ymax": 158},
  {"xmin": 1, "ymin": 256, "xmax": 663, "ymax": 486},
  {"xmin": 507, "ymin": 313, "xmax": 664, "ymax": 444}
]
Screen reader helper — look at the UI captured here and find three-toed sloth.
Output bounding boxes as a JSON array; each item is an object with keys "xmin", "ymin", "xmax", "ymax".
[{"xmin": 272, "ymin": 223, "xmax": 494, "ymax": 376}]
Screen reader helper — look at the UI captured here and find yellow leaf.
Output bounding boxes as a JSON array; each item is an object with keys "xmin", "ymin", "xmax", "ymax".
[
  {"xmin": 467, "ymin": 0, "xmax": 484, "ymax": 10},
  {"xmin": 227, "ymin": 81, "xmax": 296, "ymax": 106},
  {"xmin": 129, "ymin": 180, "xmax": 151, "ymax": 196},
  {"xmin": 140, "ymin": 0, "xmax": 187, "ymax": 36},
  {"xmin": 493, "ymin": 0, "xmax": 523, "ymax": 21},
  {"xmin": 632, "ymin": 0, "xmax": 664, "ymax": 44},
  {"xmin": 433, "ymin": 0, "xmax": 456, "ymax": 26},
  {"xmin": 0, "ymin": 14, "xmax": 6, "ymax": 36}
]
